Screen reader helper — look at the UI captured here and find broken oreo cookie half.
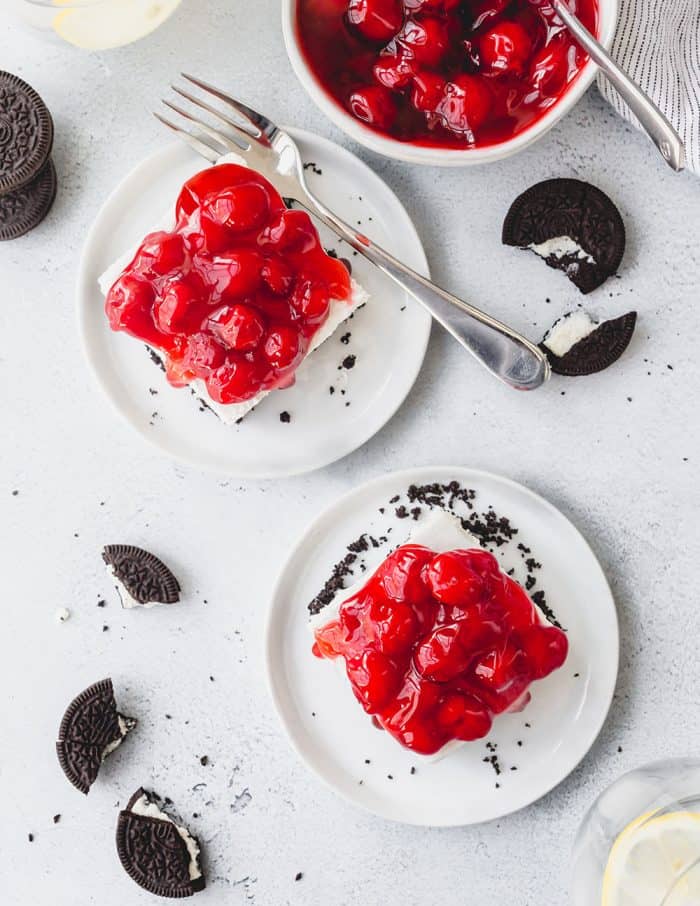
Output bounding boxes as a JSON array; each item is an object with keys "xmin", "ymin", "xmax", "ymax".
[
  {"xmin": 541, "ymin": 310, "xmax": 637, "ymax": 376},
  {"xmin": 116, "ymin": 788, "xmax": 205, "ymax": 898},
  {"xmin": 56, "ymin": 678, "xmax": 136, "ymax": 794},
  {"xmin": 503, "ymin": 179, "xmax": 625, "ymax": 294},
  {"xmin": 102, "ymin": 544, "xmax": 180, "ymax": 608}
]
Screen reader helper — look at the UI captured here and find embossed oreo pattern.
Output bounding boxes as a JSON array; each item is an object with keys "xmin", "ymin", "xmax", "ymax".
[
  {"xmin": 117, "ymin": 789, "xmax": 205, "ymax": 898},
  {"xmin": 56, "ymin": 678, "xmax": 131, "ymax": 794},
  {"xmin": 0, "ymin": 71, "xmax": 54, "ymax": 194},
  {"xmin": 0, "ymin": 159, "xmax": 57, "ymax": 241},
  {"xmin": 102, "ymin": 545, "xmax": 181, "ymax": 605},
  {"xmin": 502, "ymin": 178, "xmax": 626, "ymax": 294}
]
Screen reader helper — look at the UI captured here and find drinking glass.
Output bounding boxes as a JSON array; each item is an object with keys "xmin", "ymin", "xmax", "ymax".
[
  {"xmin": 572, "ymin": 758, "xmax": 700, "ymax": 905},
  {"xmin": 11, "ymin": 0, "xmax": 183, "ymax": 49}
]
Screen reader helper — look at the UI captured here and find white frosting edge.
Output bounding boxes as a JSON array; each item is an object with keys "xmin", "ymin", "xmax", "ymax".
[{"xmin": 130, "ymin": 792, "xmax": 202, "ymax": 881}]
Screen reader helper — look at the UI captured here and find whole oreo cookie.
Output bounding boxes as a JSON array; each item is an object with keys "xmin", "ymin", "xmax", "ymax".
[
  {"xmin": 116, "ymin": 788, "xmax": 205, "ymax": 898},
  {"xmin": 503, "ymin": 178, "xmax": 625, "ymax": 294},
  {"xmin": 102, "ymin": 544, "xmax": 181, "ymax": 608},
  {"xmin": 541, "ymin": 310, "xmax": 637, "ymax": 376},
  {"xmin": 0, "ymin": 159, "xmax": 56, "ymax": 241},
  {"xmin": 56, "ymin": 678, "xmax": 136, "ymax": 794},
  {"xmin": 0, "ymin": 71, "xmax": 54, "ymax": 194}
]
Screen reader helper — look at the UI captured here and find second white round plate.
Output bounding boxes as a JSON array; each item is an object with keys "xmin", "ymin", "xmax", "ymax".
[
  {"xmin": 266, "ymin": 466, "xmax": 619, "ymax": 826},
  {"xmin": 78, "ymin": 131, "xmax": 431, "ymax": 477}
]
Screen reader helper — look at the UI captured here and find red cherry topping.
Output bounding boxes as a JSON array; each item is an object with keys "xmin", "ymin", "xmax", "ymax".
[
  {"xmin": 398, "ymin": 16, "xmax": 450, "ymax": 68},
  {"xmin": 346, "ymin": 0, "xmax": 404, "ymax": 43},
  {"xmin": 296, "ymin": 0, "xmax": 598, "ymax": 148},
  {"xmin": 348, "ymin": 85, "xmax": 398, "ymax": 129},
  {"xmin": 263, "ymin": 326, "xmax": 303, "ymax": 369},
  {"xmin": 479, "ymin": 20, "xmax": 533, "ymax": 74},
  {"xmin": 314, "ymin": 543, "xmax": 568, "ymax": 754},
  {"xmin": 437, "ymin": 74, "xmax": 492, "ymax": 135},
  {"xmin": 209, "ymin": 304, "xmax": 265, "ymax": 352},
  {"xmin": 104, "ymin": 163, "xmax": 352, "ymax": 406}
]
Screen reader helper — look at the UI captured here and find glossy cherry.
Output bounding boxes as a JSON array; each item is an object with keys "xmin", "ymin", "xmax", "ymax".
[
  {"xmin": 314, "ymin": 543, "xmax": 569, "ymax": 755},
  {"xmin": 104, "ymin": 163, "xmax": 353, "ymax": 406},
  {"xmin": 296, "ymin": 0, "xmax": 598, "ymax": 148}
]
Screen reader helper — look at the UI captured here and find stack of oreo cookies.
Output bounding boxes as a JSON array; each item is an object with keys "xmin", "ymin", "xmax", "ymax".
[{"xmin": 0, "ymin": 71, "xmax": 57, "ymax": 241}]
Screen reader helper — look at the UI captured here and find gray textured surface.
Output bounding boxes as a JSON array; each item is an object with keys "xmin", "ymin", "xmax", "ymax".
[{"xmin": 2, "ymin": 3, "xmax": 700, "ymax": 904}]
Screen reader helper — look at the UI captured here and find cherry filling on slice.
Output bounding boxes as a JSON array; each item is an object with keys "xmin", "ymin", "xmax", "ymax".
[
  {"xmin": 313, "ymin": 543, "xmax": 568, "ymax": 755},
  {"xmin": 296, "ymin": 0, "xmax": 598, "ymax": 149},
  {"xmin": 105, "ymin": 164, "xmax": 352, "ymax": 405}
]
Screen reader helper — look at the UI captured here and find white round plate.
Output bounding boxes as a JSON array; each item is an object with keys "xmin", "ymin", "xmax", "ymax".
[
  {"xmin": 266, "ymin": 466, "xmax": 619, "ymax": 826},
  {"xmin": 78, "ymin": 131, "xmax": 431, "ymax": 477}
]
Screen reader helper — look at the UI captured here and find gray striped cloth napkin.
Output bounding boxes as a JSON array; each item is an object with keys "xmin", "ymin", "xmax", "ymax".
[{"xmin": 597, "ymin": 0, "xmax": 700, "ymax": 173}]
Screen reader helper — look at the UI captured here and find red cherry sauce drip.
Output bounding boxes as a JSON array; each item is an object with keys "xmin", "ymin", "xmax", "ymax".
[
  {"xmin": 105, "ymin": 164, "xmax": 352, "ymax": 405},
  {"xmin": 296, "ymin": 0, "xmax": 599, "ymax": 149},
  {"xmin": 313, "ymin": 544, "xmax": 568, "ymax": 754}
]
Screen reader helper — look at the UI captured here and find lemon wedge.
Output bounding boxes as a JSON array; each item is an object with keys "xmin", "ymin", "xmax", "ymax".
[
  {"xmin": 602, "ymin": 811, "xmax": 700, "ymax": 906},
  {"xmin": 52, "ymin": 0, "xmax": 181, "ymax": 51}
]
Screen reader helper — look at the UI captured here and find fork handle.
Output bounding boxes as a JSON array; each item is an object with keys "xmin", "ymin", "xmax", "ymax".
[
  {"xmin": 551, "ymin": 0, "xmax": 685, "ymax": 172},
  {"xmin": 295, "ymin": 192, "xmax": 550, "ymax": 391}
]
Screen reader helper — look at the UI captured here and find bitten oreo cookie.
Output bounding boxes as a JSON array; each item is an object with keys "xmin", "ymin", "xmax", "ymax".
[
  {"xmin": 503, "ymin": 179, "xmax": 625, "ymax": 294},
  {"xmin": 0, "ymin": 159, "xmax": 56, "ymax": 241},
  {"xmin": 0, "ymin": 71, "xmax": 54, "ymax": 194},
  {"xmin": 56, "ymin": 678, "xmax": 136, "ymax": 794},
  {"xmin": 541, "ymin": 310, "xmax": 637, "ymax": 376},
  {"xmin": 102, "ymin": 545, "xmax": 180, "ymax": 608},
  {"xmin": 116, "ymin": 788, "xmax": 205, "ymax": 898}
]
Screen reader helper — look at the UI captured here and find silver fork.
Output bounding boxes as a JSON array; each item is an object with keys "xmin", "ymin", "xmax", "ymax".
[{"xmin": 155, "ymin": 74, "xmax": 550, "ymax": 391}]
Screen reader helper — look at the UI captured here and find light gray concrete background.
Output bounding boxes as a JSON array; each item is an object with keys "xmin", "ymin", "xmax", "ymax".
[{"xmin": 2, "ymin": 2, "xmax": 699, "ymax": 904}]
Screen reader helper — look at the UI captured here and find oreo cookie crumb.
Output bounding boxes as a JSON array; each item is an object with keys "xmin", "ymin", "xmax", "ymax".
[
  {"xmin": 279, "ymin": 411, "xmax": 291, "ymax": 423},
  {"xmin": 28, "ymin": 833, "xmax": 34, "ymax": 842},
  {"xmin": 200, "ymin": 755, "xmax": 209, "ymax": 766},
  {"xmin": 53, "ymin": 814, "xmax": 61, "ymax": 824},
  {"xmin": 340, "ymin": 332, "xmax": 351, "ymax": 345},
  {"xmin": 303, "ymin": 162, "xmax": 322, "ymax": 175},
  {"xmin": 340, "ymin": 355, "xmax": 356, "ymax": 370},
  {"xmin": 295, "ymin": 872, "xmax": 303, "ymax": 882}
]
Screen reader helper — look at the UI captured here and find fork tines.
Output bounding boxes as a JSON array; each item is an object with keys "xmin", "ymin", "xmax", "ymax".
[{"xmin": 155, "ymin": 74, "xmax": 276, "ymax": 165}]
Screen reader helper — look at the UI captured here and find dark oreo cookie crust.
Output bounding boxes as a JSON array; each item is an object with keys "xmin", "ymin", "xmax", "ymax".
[
  {"xmin": 117, "ymin": 788, "xmax": 205, "ymax": 898},
  {"xmin": 0, "ymin": 159, "xmax": 56, "ymax": 241},
  {"xmin": 56, "ymin": 678, "xmax": 136, "ymax": 794},
  {"xmin": 542, "ymin": 312, "xmax": 637, "ymax": 376},
  {"xmin": 503, "ymin": 178, "xmax": 625, "ymax": 294},
  {"xmin": 0, "ymin": 72, "xmax": 54, "ymax": 194},
  {"xmin": 102, "ymin": 544, "xmax": 180, "ymax": 606}
]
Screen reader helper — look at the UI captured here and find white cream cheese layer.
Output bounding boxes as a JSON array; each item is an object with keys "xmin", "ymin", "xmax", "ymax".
[
  {"xmin": 98, "ymin": 152, "xmax": 369, "ymax": 424},
  {"xmin": 130, "ymin": 792, "xmax": 202, "ymax": 881}
]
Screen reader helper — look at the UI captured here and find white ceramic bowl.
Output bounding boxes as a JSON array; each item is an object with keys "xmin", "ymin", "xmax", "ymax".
[{"xmin": 282, "ymin": 0, "xmax": 619, "ymax": 166}]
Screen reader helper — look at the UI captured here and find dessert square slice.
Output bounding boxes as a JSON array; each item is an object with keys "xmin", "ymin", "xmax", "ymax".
[
  {"xmin": 99, "ymin": 155, "xmax": 369, "ymax": 424},
  {"xmin": 311, "ymin": 509, "xmax": 568, "ymax": 759}
]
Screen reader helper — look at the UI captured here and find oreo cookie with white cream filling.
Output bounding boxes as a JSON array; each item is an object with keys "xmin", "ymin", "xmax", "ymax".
[
  {"xmin": 56, "ymin": 678, "xmax": 136, "ymax": 794},
  {"xmin": 116, "ymin": 788, "xmax": 205, "ymax": 898},
  {"xmin": 541, "ymin": 311, "xmax": 637, "ymax": 376},
  {"xmin": 102, "ymin": 544, "xmax": 180, "ymax": 608},
  {"xmin": 502, "ymin": 178, "xmax": 625, "ymax": 294}
]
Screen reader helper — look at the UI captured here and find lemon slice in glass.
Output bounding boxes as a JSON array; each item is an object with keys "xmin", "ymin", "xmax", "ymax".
[
  {"xmin": 602, "ymin": 812, "xmax": 700, "ymax": 906},
  {"xmin": 52, "ymin": 0, "xmax": 181, "ymax": 50}
]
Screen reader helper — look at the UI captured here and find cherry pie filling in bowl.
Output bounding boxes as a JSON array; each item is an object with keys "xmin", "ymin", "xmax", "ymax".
[
  {"xmin": 313, "ymin": 542, "xmax": 569, "ymax": 755},
  {"xmin": 104, "ymin": 164, "xmax": 353, "ymax": 406},
  {"xmin": 296, "ymin": 0, "xmax": 599, "ymax": 149}
]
